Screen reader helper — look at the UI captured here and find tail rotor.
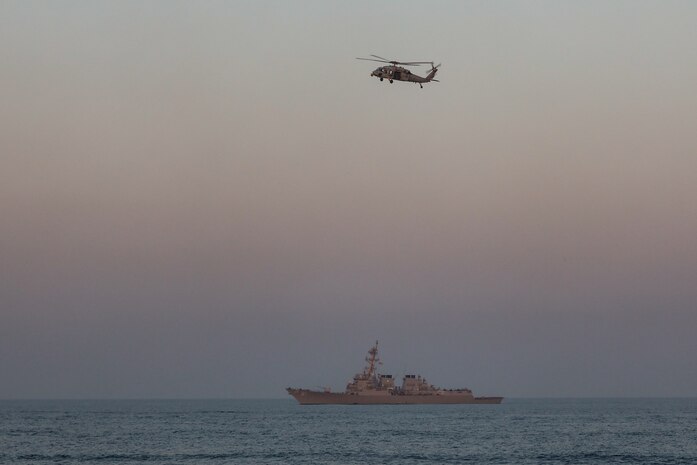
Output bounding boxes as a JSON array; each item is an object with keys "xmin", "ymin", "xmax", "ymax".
[{"xmin": 426, "ymin": 63, "xmax": 441, "ymax": 82}]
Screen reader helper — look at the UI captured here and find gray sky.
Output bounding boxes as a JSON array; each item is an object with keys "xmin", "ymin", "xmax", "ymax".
[{"xmin": 1, "ymin": 1, "xmax": 696, "ymax": 398}]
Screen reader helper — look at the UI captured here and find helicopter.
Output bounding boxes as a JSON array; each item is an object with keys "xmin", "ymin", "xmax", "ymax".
[{"xmin": 356, "ymin": 55, "xmax": 441, "ymax": 88}]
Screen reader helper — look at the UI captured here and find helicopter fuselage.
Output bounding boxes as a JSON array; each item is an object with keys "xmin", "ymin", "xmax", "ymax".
[
  {"xmin": 370, "ymin": 65, "xmax": 437, "ymax": 88},
  {"xmin": 371, "ymin": 65, "xmax": 427, "ymax": 83}
]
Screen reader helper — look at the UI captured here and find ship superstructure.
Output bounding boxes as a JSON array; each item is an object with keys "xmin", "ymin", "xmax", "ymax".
[{"xmin": 287, "ymin": 341, "xmax": 502, "ymax": 405}]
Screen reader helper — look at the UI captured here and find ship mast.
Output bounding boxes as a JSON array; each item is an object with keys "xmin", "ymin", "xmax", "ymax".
[{"xmin": 363, "ymin": 340, "xmax": 381, "ymax": 379}]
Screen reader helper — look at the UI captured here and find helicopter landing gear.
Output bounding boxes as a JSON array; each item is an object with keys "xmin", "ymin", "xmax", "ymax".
[
  {"xmin": 389, "ymin": 79, "xmax": 393, "ymax": 83},
  {"xmin": 419, "ymin": 83, "xmax": 423, "ymax": 88}
]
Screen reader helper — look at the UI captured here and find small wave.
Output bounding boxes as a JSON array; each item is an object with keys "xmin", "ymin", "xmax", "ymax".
[{"xmin": 16, "ymin": 452, "xmax": 247, "ymax": 462}]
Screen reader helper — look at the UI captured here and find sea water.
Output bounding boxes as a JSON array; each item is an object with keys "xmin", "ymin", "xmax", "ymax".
[{"xmin": 1, "ymin": 398, "xmax": 696, "ymax": 464}]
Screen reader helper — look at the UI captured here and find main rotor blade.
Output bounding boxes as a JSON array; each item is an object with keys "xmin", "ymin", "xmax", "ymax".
[
  {"xmin": 367, "ymin": 55, "xmax": 429, "ymax": 65},
  {"xmin": 356, "ymin": 57, "xmax": 391, "ymax": 63},
  {"xmin": 357, "ymin": 55, "xmax": 435, "ymax": 67}
]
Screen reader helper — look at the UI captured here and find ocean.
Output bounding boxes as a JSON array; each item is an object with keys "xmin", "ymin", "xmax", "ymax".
[{"xmin": 1, "ymin": 398, "xmax": 695, "ymax": 464}]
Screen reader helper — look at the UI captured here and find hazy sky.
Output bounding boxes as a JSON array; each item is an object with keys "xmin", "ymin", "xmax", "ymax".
[{"xmin": 2, "ymin": 1, "xmax": 696, "ymax": 398}]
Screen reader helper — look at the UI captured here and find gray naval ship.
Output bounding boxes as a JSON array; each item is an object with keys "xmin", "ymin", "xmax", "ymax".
[{"xmin": 287, "ymin": 341, "xmax": 503, "ymax": 405}]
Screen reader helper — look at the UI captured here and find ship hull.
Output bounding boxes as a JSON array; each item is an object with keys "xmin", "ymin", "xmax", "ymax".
[{"xmin": 287, "ymin": 388, "xmax": 502, "ymax": 405}]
